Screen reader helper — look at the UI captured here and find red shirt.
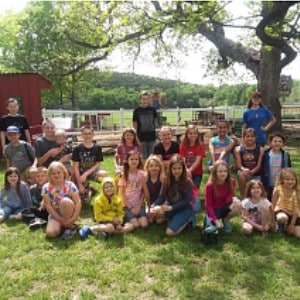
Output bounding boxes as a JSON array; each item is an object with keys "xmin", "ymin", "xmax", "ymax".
[{"xmin": 179, "ymin": 142, "xmax": 205, "ymax": 175}]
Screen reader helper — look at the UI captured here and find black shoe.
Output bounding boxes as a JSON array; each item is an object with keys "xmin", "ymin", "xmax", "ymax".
[{"xmin": 29, "ymin": 217, "xmax": 47, "ymax": 230}]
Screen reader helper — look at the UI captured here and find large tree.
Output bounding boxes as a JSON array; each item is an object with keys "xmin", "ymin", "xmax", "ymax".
[
  {"xmin": 0, "ymin": 1, "xmax": 299, "ymax": 124},
  {"xmin": 59, "ymin": 1, "xmax": 300, "ymax": 129}
]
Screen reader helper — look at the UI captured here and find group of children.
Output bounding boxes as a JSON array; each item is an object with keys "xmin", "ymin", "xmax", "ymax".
[{"xmin": 0, "ymin": 94, "xmax": 300, "ymax": 242}]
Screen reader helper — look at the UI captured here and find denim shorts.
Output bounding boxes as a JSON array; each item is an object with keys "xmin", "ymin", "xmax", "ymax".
[
  {"xmin": 125, "ymin": 206, "xmax": 147, "ymax": 222},
  {"xmin": 167, "ymin": 209, "xmax": 193, "ymax": 232},
  {"xmin": 204, "ymin": 204, "xmax": 232, "ymax": 227},
  {"xmin": 0, "ymin": 205, "xmax": 21, "ymax": 218}
]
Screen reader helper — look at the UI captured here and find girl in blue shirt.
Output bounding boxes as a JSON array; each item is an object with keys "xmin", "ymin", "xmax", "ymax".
[
  {"xmin": 0, "ymin": 167, "xmax": 32, "ymax": 222},
  {"xmin": 242, "ymin": 91, "xmax": 276, "ymax": 147}
]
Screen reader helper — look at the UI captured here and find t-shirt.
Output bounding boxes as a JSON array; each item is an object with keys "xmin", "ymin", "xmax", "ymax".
[
  {"xmin": 115, "ymin": 144, "xmax": 143, "ymax": 166},
  {"xmin": 242, "ymin": 107, "xmax": 273, "ymax": 145},
  {"xmin": 41, "ymin": 180, "xmax": 78, "ymax": 212},
  {"xmin": 4, "ymin": 141, "xmax": 35, "ymax": 172},
  {"xmin": 208, "ymin": 136, "xmax": 231, "ymax": 166},
  {"xmin": 118, "ymin": 170, "xmax": 145, "ymax": 209},
  {"xmin": 179, "ymin": 142, "xmax": 205, "ymax": 175},
  {"xmin": 242, "ymin": 198, "xmax": 271, "ymax": 212},
  {"xmin": 153, "ymin": 141, "xmax": 179, "ymax": 161},
  {"xmin": 54, "ymin": 144, "xmax": 73, "ymax": 161},
  {"xmin": 72, "ymin": 143, "xmax": 103, "ymax": 175},
  {"xmin": 132, "ymin": 106, "xmax": 157, "ymax": 142},
  {"xmin": 239, "ymin": 145, "xmax": 261, "ymax": 173},
  {"xmin": 0, "ymin": 182, "xmax": 32, "ymax": 211},
  {"xmin": 35, "ymin": 137, "xmax": 59, "ymax": 168},
  {"xmin": 30, "ymin": 184, "xmax": 43, "ymax": 208},
  {"xmin": 269, "ymin": 152, "xmax": 282, "ymax": 186},
  {"xmin": 0, "ymin": 114, "xmax": 30, "ymax": 144}
]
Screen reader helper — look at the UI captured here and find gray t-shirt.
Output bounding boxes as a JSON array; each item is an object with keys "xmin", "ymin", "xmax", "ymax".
[
  {"xmin": 4, "ymin": 141, "xmax": 35, "ymax": 173},
  {"xmin": 34, "ymin": 136, "xmax": 59, "ymax": 168}
]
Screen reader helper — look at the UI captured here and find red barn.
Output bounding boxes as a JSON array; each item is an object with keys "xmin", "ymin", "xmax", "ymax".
[{"xmin": 0, "ymin": 72, "xmax": 52, "ymax": 137}]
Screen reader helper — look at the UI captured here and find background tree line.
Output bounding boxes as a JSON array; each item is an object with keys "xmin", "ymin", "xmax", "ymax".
[{"xmin": 48, "ymin": 70, "xmax": 300, "ymax": 110}]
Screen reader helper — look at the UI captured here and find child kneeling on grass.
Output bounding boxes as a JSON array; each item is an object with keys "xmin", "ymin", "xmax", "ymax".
[{"xmin": 79, "ymin": 177, "xmax": 134, "ymax": 240}]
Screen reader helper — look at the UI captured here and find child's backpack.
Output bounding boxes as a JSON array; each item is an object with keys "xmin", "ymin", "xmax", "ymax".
[{"xmin": 201, "ymin": 228, "xmax": 219, "ymax": 245}]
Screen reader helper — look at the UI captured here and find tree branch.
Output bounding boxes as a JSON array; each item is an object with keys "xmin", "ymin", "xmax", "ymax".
[{"xmin": 256, "ymin": 2, "xmax": 298, "ymax": 69}]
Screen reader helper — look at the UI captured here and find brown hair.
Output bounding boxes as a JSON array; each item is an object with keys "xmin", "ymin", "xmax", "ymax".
[
  {"xmin": 183, "ymin": 124, "xmax": 202, "ymax": 148},
  {"xmin": 123, "ymin": 150, "xmax": 144, "ymax": 181},
  {"xmin": 166, "ymin": 154, "xmax": 191, "ymax": 199},
  {"xmin": 4, "ymin": 167, "xmax": 23, "ymax": 206},
  {"xmin": 245, "ymin": 179, "xmax": 267, "ymax": 199},
  {"xmin": 209, "ymin": 161, "xmax": 234, "ymax": 197}
]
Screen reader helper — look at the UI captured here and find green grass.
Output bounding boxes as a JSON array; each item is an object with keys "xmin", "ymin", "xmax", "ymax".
[{"xmin": 0, "ymin": 141, "xmax": 300, "ymax": 299}]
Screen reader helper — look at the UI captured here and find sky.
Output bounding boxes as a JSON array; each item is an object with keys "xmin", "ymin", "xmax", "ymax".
[{"xmin": 0, "ymin": 0, "xmax": 299, "ymax": 85}]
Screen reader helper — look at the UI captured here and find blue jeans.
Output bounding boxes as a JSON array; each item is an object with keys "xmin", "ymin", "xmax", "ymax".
[
  {"xmin": 192, "ymin": 175, "xmax": 202, "ymax": 188},
  {"xmin": 141, "ymin": 141, "xmax": 156, "ymax": 159},
  {"xmin": 0, "ymin": 205, "xmax": 21, "ymax": 218},
  {"xmin": 167, "ymin": 209, "xmax": 193, "ymax": 232},
  {"xmin": 125, "ymin": 206, "xmax": 147, "ymax": 222}
]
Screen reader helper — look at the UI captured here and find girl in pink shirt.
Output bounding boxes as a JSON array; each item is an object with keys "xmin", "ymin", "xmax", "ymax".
[
  {"xmin": 118, "ymin": 150, "xmax": 148, "ymax": 229},
  {"xmin": 204, "ymin": 161, "xmax": 241, "ymax": 234}
]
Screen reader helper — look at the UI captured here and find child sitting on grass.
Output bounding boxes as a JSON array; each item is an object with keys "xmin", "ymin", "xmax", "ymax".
[
  {"xmin": 42, "ymin": 161, "xmax": 81, "ymax": 240},
  {"xmin": 0, "ymin": 167, "xmax": 32, "ymax": 223},
  {"xmin": 28, "ymin": 167, "xmax": 49, "ymax": 230},
  {"xmin": 79, "ymin": 177, "xmax": 134, "ymax": 240},
  {"xmin": 241, "ymin": 179, "xmax": 272, "ymax": 235},
  {"xmin": 272, "ymin": 168, "xmax": 300, "ymax": 237}
]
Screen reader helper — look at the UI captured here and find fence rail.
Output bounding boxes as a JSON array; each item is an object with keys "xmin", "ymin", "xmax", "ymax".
[{"xmin": 42, "ymin": 104, "xmax": 300, "ymax": 132}]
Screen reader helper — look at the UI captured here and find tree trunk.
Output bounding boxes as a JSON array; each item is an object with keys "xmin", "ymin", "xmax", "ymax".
[{"xmin": 257, "ymin": 47, "xmax": 282, "ymax": 131}]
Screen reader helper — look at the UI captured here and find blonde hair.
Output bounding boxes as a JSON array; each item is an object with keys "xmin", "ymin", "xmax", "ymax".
[
  {"xmin": 144, "ymin": 155, "xmax": 164, "ymax": 175},
  {"xmin": 47, "ymin": 161, "xmax": 68, "ymax": 184},
  {"xmin": 55, "ymin": 128, "xmax": 67, "ymax": 137},
  {"xmin": 276, "ymin": 168, "xmax": 300, "ymax": 196}
]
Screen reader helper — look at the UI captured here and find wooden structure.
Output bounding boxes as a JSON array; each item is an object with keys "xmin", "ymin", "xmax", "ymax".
[
  {"xmin": 191, "ymin": 110, "xmax": 225, "ymax": 126},
  {"xmin": 0, "ymin": 73, "xmax": 52, "ymax": 137}
]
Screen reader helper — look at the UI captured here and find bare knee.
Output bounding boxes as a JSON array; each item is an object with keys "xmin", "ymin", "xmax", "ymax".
[
  {"xmin": 242, "ymin": 222, "xmax": 253, "ymax": 235},
  {"xmin": 139, "ymin": 217, "xmax": 148, "ymax": 229}
]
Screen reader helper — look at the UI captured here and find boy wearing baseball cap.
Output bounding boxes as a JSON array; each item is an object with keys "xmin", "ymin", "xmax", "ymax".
[{"xmin": 4, "ymin": 125, "xmax": 36, "ymax": 184}]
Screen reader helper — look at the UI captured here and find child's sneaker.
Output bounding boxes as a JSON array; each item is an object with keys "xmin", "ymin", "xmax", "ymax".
[
  {"xmin": 98, "ymin": 232, "xmax": 109, "ymax": 240},
  {"xmin": 204, "ymin": 224, "xmax": 217, "ymax": 234},
  {"xmin": 223, "ymin": 220, "xmax": 233, "ymax": 233},
  {"xmin": 9, "ymin": 212, "xmax": 23, "ymax": 220},
  {"xmin": 276, "ymin": 223, "xmax": 285, "ymax": 235},
  {"xmin": 29, "ymin": 217, "xmax": 47, "ymax": 230},
  {"xmin": 79, "ymin": 226, "xmax": 92, "ymax": 240},
  {"xmin": 61, "ymin": 226, "xmax": 77, "ymax": 240}
]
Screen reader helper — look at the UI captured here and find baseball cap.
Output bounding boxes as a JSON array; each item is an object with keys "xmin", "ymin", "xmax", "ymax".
[{"xmin": 6, "ymin": 126, "xmax": 20, "ymax": 133}]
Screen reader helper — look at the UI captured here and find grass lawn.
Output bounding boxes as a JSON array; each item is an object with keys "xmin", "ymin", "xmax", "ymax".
[{"xmin": 0, "ymin": 141, "xmax": 300, "ymax": 299}]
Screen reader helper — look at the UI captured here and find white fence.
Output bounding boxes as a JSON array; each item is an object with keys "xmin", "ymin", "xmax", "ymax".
[{"xmin": 42, "ymin": 104, "xmax": 300, "ymax": 133}]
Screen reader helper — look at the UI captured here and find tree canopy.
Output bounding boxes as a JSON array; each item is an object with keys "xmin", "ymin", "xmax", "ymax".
[{"xmin": 0, "ymin": 1, "xmax": 299, "ymax": 129}]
